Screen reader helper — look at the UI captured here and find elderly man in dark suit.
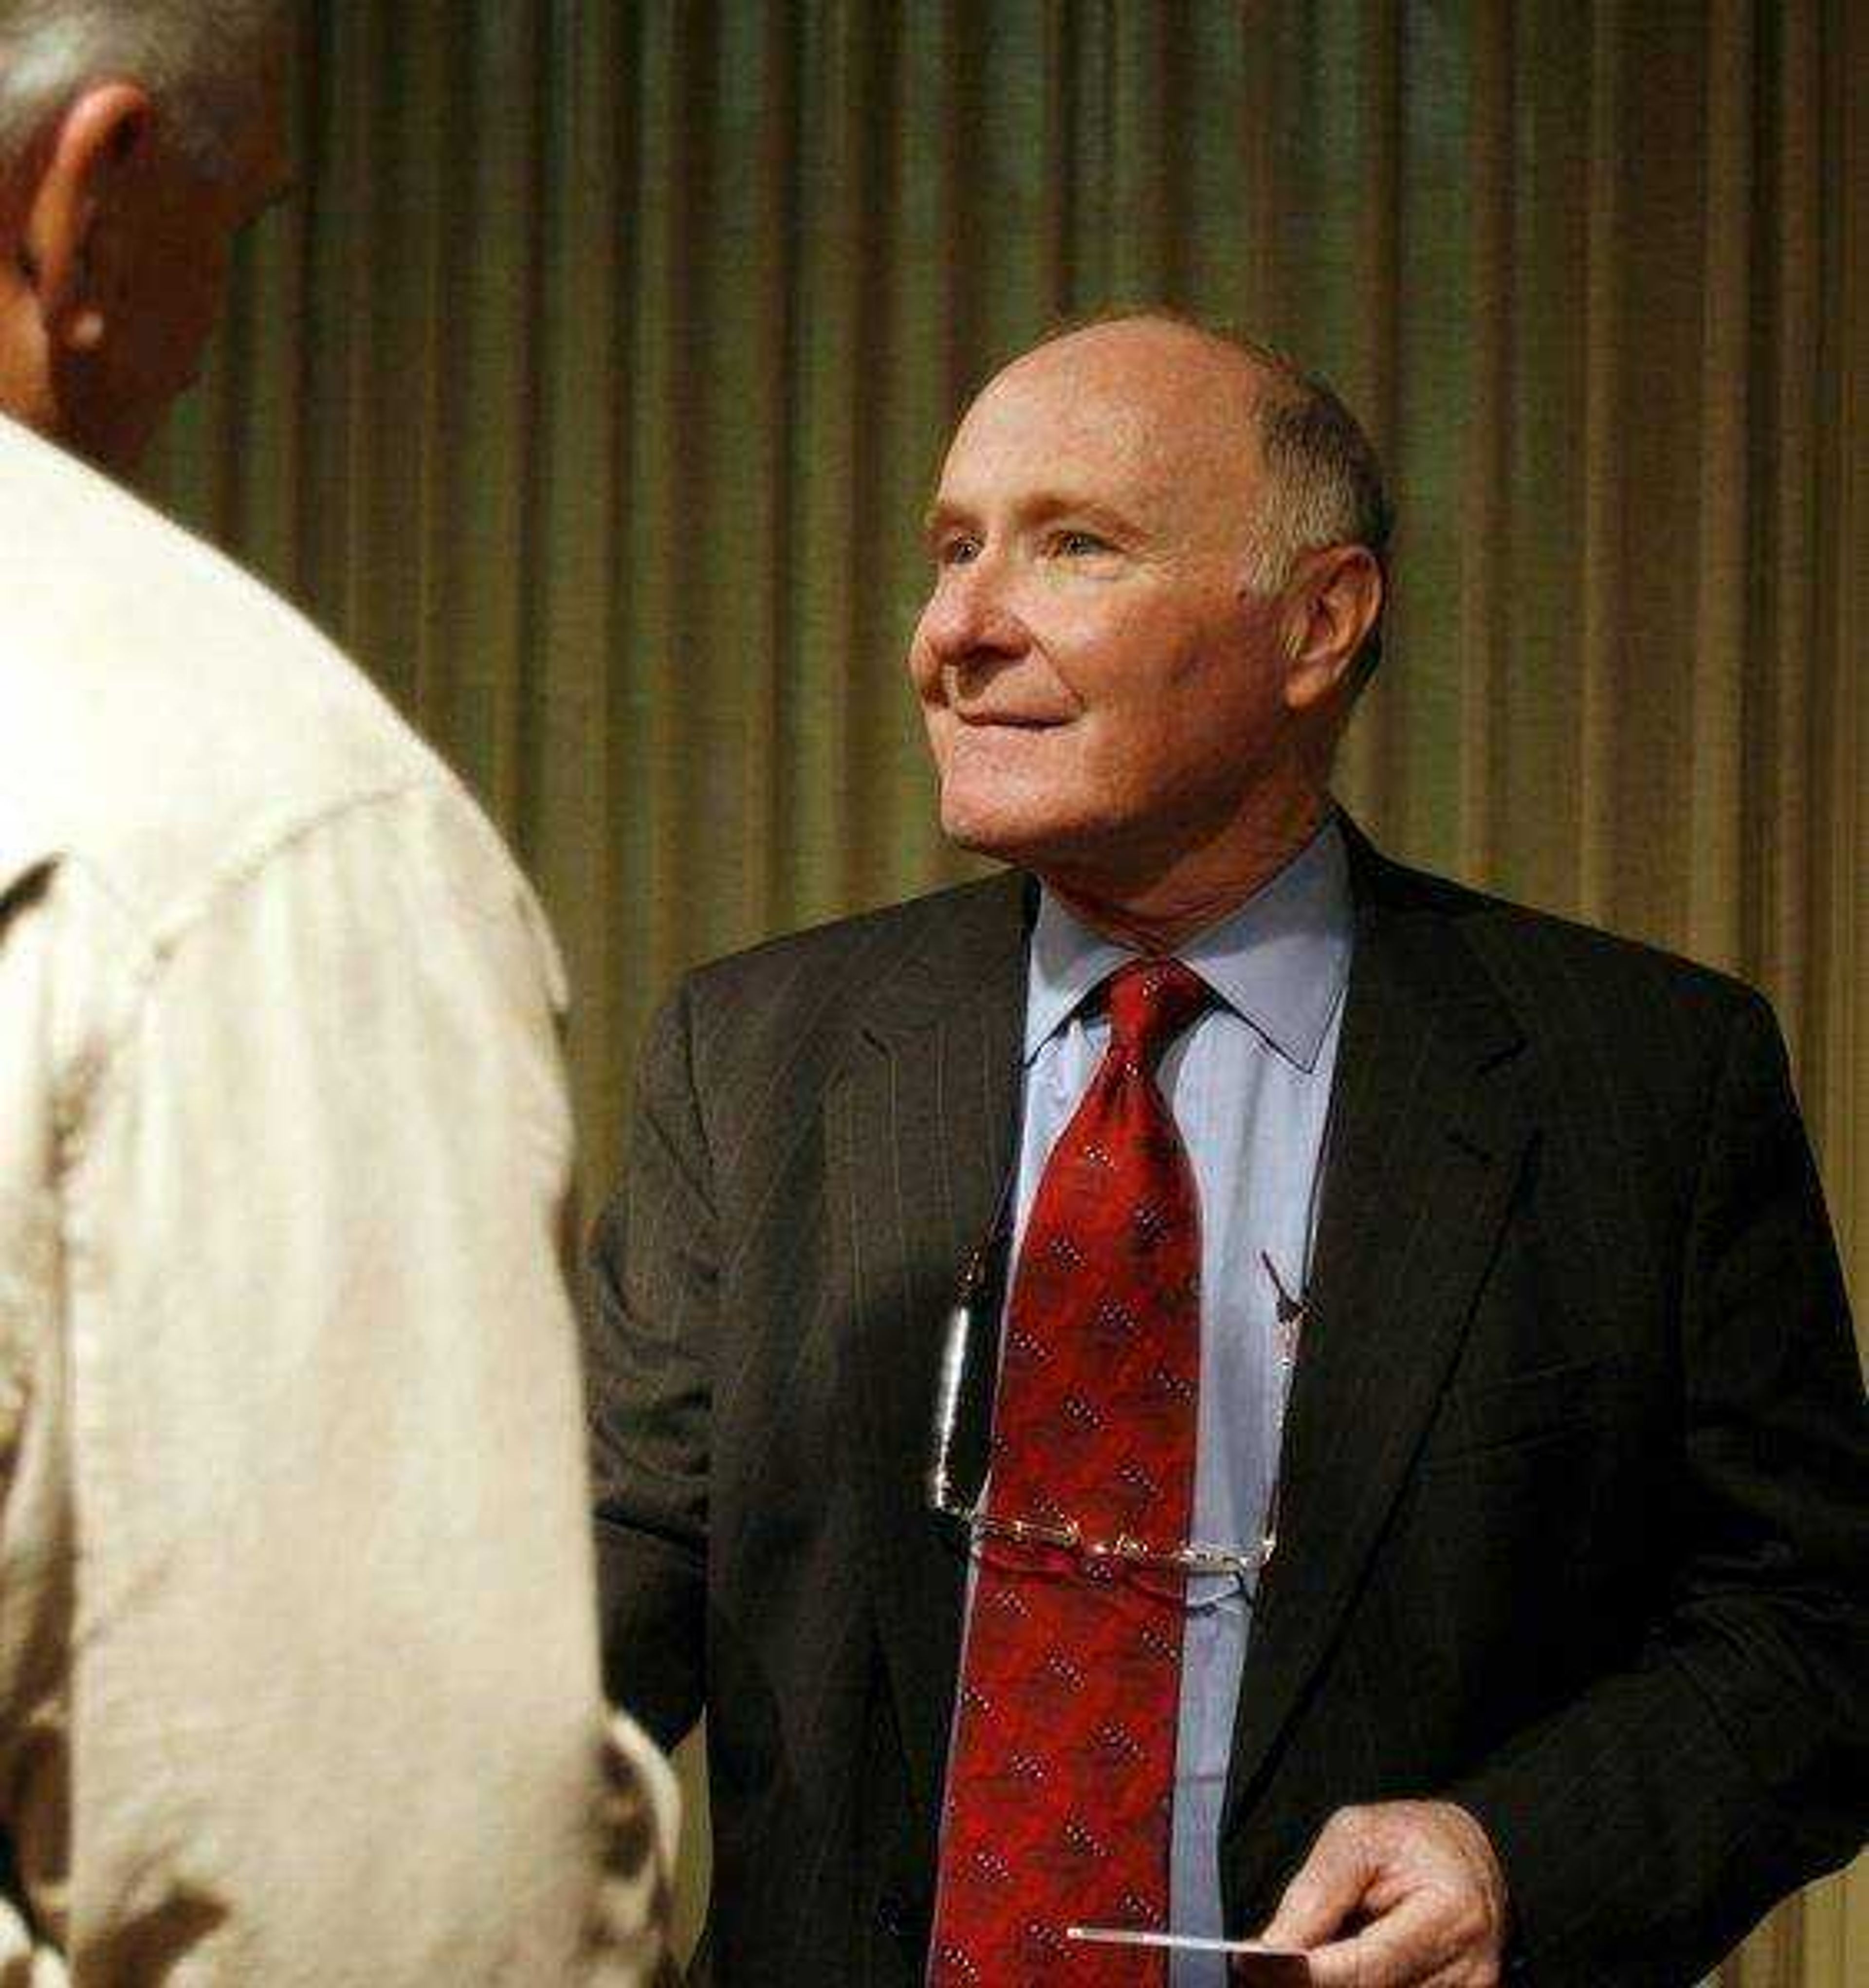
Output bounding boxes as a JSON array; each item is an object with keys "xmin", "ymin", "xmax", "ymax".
[{"xmin": 585, "ymin": 313, "xmax": 1865, "ymax": 1987}]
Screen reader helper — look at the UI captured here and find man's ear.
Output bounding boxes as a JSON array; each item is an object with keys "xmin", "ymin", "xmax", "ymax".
[
  {"xmin": 20, "ymin": 82, "xmax": 155, "ymax": 352},
  {"xmin": 1278, "ymin": 545, "xmax": 1383, "ymax": 715}
]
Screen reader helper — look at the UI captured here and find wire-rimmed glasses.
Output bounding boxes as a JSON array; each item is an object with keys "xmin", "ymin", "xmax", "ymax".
[{"xmin": 923, "ymin": 1215, "xmax": 1282, "ymax": 1607}]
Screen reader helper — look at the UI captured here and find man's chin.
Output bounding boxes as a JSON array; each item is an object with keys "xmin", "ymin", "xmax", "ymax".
[
  {"xmin": 938, "ymin": 794, "xmax": 1102, "ymax": 873},
  {"xmin": 939, "ymin": 795, "xmax": 1027, "ymax": 863}
]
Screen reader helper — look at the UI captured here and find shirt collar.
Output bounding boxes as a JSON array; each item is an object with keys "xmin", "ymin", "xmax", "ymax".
[{"xmin": 1024, "ymin": 816, "xmax": 1353, "ymax": 1074}]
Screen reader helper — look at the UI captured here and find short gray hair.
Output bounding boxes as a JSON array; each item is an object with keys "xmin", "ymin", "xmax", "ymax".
[
  {"xmin": 0, "ymin": 0, "xmax": 288, "ymax": 178},
  {"xmin": 1203, "ymin": 327, "xmax": 1393, "ymax": 681}
]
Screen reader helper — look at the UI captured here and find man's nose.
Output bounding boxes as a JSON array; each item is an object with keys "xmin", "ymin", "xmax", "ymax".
[{"xmin": 917, "ymin": 559, "xmax": 1028, "ymax": 667}]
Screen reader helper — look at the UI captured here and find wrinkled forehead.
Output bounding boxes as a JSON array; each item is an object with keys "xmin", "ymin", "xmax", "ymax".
[{"xmin": 940, "ymin": 325, "xmax": 1267, "ymax": 528}]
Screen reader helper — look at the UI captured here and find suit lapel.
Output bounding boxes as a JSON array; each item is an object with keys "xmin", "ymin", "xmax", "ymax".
[
  {"xmin": 827, "ymin": 871, "xmax": 1030, "ymax": 1826},
  {"xmin": 1224, "ymin": 838, "xmax": 1534, "ymax": 1827}
]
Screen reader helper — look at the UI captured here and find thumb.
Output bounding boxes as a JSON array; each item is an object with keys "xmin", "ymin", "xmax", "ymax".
[{"xmin": 1259, "ymin": 1812, "xmax": 1375, "ymax": 1950}]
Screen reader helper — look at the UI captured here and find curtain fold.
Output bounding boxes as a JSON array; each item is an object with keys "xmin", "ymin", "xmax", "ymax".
[{"xmin": 141, "ymin": 5, "xmax": 1864, "ymax": 1978}]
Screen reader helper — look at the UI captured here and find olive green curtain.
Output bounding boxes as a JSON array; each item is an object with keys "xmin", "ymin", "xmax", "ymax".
[{"xmin": 141, "ymin": 3, "xmax": 1864, "ymax": 1978}]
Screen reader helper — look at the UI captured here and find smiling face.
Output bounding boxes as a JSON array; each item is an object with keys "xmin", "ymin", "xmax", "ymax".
[{"xmin": 909, "ymin": 319, "xmax": 1329, "ymax": 921}]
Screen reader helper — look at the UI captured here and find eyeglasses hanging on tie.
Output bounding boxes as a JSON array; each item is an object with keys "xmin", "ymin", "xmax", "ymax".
[{"xmin": 924, "ymin": 1204, "xmax": 1306, "ymax": 1606}]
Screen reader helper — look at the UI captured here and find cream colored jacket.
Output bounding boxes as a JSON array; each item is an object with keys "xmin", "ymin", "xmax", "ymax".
[{"xmin": 0, "ymin": 418, "xmax": 675, "ymax": 1984}]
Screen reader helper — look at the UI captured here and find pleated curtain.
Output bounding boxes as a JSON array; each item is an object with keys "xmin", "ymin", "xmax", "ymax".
[{"xmin": 141, "ymin": 4, "xmax": 1865, "ymax": 1979}]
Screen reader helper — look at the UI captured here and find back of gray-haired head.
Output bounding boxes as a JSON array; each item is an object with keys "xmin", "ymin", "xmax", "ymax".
[
  {"xmin": 1224, "ymin": 332, "xmax": 1394, "ymax": 682},
  {"xmin": 0, "ymin": 0, "xmax": 288, "ymax": 178}
]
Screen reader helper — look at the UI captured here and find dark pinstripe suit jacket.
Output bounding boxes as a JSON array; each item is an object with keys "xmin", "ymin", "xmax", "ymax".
[{"xmin": 586, "ymin": 830, "xmax": 1866, "ymax": 1987}]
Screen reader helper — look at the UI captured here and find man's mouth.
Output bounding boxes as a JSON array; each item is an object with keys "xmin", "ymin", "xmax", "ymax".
[{"xmin": 954, "ymin": 711, "xmax": 1064, "ymax": 729}]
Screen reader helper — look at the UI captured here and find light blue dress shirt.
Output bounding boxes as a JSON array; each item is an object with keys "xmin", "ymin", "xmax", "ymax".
[{"xmin": 1010, "ymin": 821, "xmax": 1352, "ymax": 1986}]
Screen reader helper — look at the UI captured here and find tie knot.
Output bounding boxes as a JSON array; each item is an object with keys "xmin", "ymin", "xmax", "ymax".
[{"xmin": 1103, "ymin": 958, "xmax": 1209, "ymax": 1070}]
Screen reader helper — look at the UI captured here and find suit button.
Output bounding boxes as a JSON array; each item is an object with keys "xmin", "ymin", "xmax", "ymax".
[{"xmin": 877, "ymin": 1891, "xmax": 928, "ymax": 1943}]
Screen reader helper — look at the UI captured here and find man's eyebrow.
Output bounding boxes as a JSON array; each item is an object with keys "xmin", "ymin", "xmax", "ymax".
[
  {"xmin": 921, "ymin": 492, "xmax": 1145, "ymax": 545},
  {"xmin": 1025, "ymin": 493, "xmax": 1143, "ymax": 539},
  {"xmin": 922, "ymin": 500, "xmax": 979, "ymax": 552}
]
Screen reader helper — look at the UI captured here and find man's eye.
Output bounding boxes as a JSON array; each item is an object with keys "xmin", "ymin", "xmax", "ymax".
[
  {"xmin": 1052, "ymin": 529, "xmax": 1111, "ymax": 557},
  {"xmin": 938, "ymin": 534, "xmax": 982, "ymax": 566}
]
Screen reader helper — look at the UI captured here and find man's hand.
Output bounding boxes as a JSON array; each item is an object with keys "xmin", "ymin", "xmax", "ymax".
[{"xmin": 1249, "ymin": 1800, "xmax": 1509, "ymax": 1987}]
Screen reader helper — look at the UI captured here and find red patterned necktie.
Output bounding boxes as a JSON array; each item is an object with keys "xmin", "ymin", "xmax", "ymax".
[{"xmin": 931, "ymin": 959, "xmax": 1211, "ymax": 1986}]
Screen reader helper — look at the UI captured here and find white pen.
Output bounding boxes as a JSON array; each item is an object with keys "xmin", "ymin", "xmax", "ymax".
[{"xmin": 1066, "ymin": 1926, "xmax": 1312, "ymax": 1981}]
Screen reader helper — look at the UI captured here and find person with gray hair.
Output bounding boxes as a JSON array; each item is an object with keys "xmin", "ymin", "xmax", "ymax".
[
  {"xmin": 583, "ymin": 313, "xmax": 1864, "ymax": 1985},
  {"xmin": 0, "ymin": 3, "xmax": 677, "ymax": 1980}
]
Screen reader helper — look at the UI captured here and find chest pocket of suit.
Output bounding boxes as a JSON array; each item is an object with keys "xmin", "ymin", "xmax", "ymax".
[{"xmin": 1415, "ymin": 1356, "xmax": 1611, "ymax": 1468}]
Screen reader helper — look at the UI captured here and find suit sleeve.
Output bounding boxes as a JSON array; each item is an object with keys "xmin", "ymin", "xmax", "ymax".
[
  {"xmin": 584, "ymin": 979, "xmax": 715, "ymax": 1752},
  {"xmin": 1450, "ymin": 990, "xmax": 1868, "ymax": 1983}
]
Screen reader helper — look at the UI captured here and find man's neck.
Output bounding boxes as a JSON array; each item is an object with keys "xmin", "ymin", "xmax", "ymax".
[{"xmin": 1043, "ymin": 792, "xmax": 1335, "ymax": 954}]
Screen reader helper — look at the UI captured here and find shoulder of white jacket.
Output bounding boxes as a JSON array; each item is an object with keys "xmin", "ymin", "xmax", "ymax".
[{"xmin": 0, "ymin": 417, "xmax": 495, "ymax": 926}]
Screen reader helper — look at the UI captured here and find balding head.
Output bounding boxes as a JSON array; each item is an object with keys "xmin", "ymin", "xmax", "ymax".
[
  {"xmin": 948, "ymin": 319, "xmax": 1269, "ymax": 585},
  {"xmin": 1018, "ymin": 313, "xmax": 1393, "ymax": 676},
  {"xmin": 910, "ymin": 312, "xmax": 1387, "ymax": 942}
]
